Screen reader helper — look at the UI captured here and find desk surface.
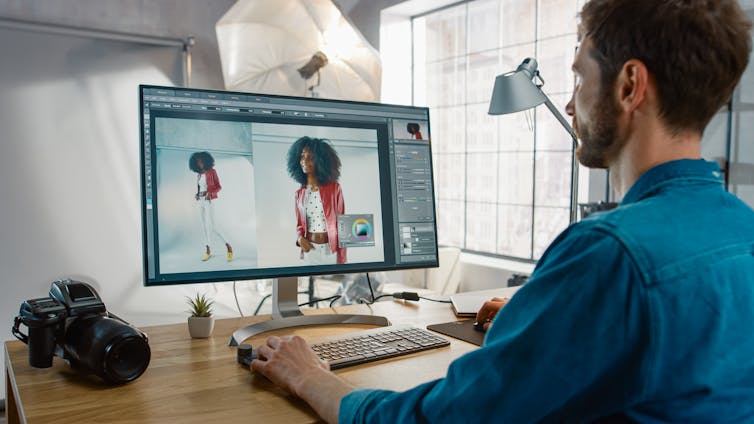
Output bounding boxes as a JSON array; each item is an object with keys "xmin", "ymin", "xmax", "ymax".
[{"xmin": 4, "ymin": 295, "xmax": 512, "ymax": 424}]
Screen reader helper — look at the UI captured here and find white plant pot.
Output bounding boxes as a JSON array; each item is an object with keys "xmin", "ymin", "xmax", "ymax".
[{"xmin": 188, "ymin": 316, "xmax": 215, "ymax": 338}]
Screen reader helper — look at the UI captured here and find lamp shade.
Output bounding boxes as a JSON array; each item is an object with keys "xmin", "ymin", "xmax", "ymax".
[
  {"xmin": 487, "ymin": 57, "xmax": 580, "ymax": 223},
  {"xmin": 488, "ymin": 58, "xmax": 547, "ymax": 115}
]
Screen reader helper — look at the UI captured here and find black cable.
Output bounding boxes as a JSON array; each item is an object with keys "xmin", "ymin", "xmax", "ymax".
[
  {"xmin": 369, "ymin": 292, "xmax": 422, "ymax": 303},
  {"xmin": 419, "ymin": 296, "xmax": 452, "ymax": 303},
  {"xmin": 329, "ymin": 296, "xmax": 340, "ymax": 308},
  {"xmin": 373, "ymin": 294, "xmax": 394, "ymax": 302},
  {"xmin": 298, "ymin": 295, "xmax": 341, "ymax": 307},
  {"xmin": 365, "ymin": 272, "xmax": 376, "ymax": 303},
  {"xmin": 253, "ymin": 293, "xmax": 272, "ymax": 316},
  {"xmin": 253, "ymin": 290, "xmax": 317, "ymax": 315}
]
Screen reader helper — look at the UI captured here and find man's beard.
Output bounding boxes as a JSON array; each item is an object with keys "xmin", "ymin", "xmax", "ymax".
[{"xmin": 575, "ymin": 87, "xmax": 624, "ymax": 169}]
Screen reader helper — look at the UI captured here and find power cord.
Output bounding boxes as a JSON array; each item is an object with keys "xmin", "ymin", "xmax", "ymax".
[
  {"xmin": 356, "ymin": 273, "xmax": 380, "ymax": 305},
  {"xmin": 369, "ymin": 291, "xmax": 452, "ymax": 304},
  {"xmin": 253, "ymin": 293, "xmax": 272, "ymax": 316},
  {"xmin": 298, "ymin": 295, "xmax": 342, "ymax": 308},
  {"xmin": 419, "ymin": 296, "xmax": 452, "ymax": 303},
  {"xmin": 253, "ymin": 290, "xmax": 324, "ymax": 315},
  {"xmin": 366, "ymin": 272, "xmax": 376, "ymax": 302},
  {"xmin": 250, "ymin": 273, "xmax": 450, "ymax": 313},
  {"xmin": 357, "ymin": 272, "xmax": 453, "ymax": 304}
]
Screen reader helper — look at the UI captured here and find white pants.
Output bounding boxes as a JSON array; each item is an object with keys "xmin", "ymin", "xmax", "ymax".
[
  {"xmin": 199, "ymin": 199, "xmax": 228, "ymax": 248},
  {"xmin": 303, "ymin": 243, "xmax": 337, "ymax": 265}
]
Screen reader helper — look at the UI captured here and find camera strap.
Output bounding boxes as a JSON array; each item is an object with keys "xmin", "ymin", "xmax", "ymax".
[{"xmin": 12, "ymin": 315, "xmax": 29, "ymax": 344}]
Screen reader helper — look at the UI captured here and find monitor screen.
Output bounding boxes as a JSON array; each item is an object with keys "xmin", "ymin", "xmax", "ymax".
[{"xmin": 140, "ymin": 85, "xmax": 438, "ymax": 286}]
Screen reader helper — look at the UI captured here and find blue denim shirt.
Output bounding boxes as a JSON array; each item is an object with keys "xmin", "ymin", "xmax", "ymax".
[{"xmin": 340, "ymin": 159, "xmax": 754, "ymax": 423}]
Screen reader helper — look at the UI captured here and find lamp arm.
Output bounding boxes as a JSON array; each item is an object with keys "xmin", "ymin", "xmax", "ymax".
[
  {"xmin": 542, "ymin": 96, "xmax": 578, "ymax": 148},
  {"xmin": 541, "ymin": 93, "xmax": 580, "ymax": 223}
]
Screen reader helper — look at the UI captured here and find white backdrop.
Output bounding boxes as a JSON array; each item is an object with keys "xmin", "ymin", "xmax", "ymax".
[{"xmin": 153, "ymin": 118, "xmax": 258, "ymax": 273}]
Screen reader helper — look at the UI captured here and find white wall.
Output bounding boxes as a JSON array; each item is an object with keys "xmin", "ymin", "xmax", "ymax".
[
  {"xmin": 0, "ymin": 0, "xmax": 240, "ymax": 403},
  {"xmin": 0, "ymin": 1, "xmax": 405, "ymax": 404}
]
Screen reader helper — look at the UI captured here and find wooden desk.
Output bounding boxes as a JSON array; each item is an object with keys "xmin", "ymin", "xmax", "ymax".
[{"xmin": 5, "ymin": 300, "xmax": 479, "ymax": 424}]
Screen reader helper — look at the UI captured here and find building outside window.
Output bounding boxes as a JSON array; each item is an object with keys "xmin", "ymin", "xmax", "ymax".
[{"xmin": 411, "ymin": 0, "xmax": 583, "ymax": 261}]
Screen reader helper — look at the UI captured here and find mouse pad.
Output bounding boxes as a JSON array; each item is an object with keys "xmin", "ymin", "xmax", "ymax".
[{"xmin": 427, "ymin": 319, "xmax": 485, "ymax": 346}]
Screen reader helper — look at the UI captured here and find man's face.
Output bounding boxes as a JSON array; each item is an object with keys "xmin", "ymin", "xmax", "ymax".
[{"xmin": 566, "ymin": 38, "xmax": 623, "ymax": 169}]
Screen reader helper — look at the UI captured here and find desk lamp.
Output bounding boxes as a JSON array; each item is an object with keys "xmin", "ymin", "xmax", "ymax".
[{"xmin": 488, "ymin": 57, "xmax": 580, "ymax": 223}]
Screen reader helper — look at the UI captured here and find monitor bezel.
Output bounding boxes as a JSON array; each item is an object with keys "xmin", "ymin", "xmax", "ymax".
[{"xmin": 139, "ymin": 84, "xmax": 439, "ymax": 287}]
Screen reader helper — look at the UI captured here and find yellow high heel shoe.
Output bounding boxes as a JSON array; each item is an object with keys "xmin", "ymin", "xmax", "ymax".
[
  {"xmin": 227, "ymin": 251, "xmax": 233, "ymax": 262},
  {"xmin": 201, "ymin": 252, "xmax": 211, "ymax": 261}
]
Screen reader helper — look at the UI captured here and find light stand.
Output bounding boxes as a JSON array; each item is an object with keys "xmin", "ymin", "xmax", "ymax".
[{"xmin": 488, "ymin": 57, "xmax": 579, "ymax": 222}]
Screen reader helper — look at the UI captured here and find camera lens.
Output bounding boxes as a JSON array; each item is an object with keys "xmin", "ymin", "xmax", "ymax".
[
  {"xmin": 103, "ymin": 334, "xmax": 151, "ymax": 383},
  {"xmin": 64, "ymin": 315, "xmax": 150, "ymax": 384}
]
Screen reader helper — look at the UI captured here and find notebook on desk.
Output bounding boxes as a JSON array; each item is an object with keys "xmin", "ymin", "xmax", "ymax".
[{"xmin": 450, "ymin": 294, "xmax": 494, "ymax": 317}]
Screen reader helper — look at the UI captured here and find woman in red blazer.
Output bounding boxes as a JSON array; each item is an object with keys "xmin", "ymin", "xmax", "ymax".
[
  {"xmin": 286, "ymin": 137, "xmax": 346, "ymax": 264},
  {"xmin": 189, "ymin": 151, "xmax": 233, "ymax": 262}
]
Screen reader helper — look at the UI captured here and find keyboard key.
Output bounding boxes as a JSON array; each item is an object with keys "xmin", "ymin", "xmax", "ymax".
[{"xmin": 309, "ymin": 325, "xmax": 450, "ymax": 370}]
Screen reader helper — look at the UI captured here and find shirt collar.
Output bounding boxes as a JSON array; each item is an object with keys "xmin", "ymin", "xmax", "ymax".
[{"xmin": 621, "ymin": 159, "xmax": 723, "ymax": 205}]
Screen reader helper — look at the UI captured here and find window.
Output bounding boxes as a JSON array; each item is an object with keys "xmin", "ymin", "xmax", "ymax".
[{"xmin": 411, "ymin": 0, "xmax": 583, "ymax": 260}]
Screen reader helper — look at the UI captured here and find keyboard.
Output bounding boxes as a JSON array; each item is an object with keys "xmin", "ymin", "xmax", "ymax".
[
  {"xmin": 236, "ymin": 325, "xmax": 451, "ymax": 369},
  {"xmin": 310, "ymin": 325, "xmax": 450, "ymax": 369}
]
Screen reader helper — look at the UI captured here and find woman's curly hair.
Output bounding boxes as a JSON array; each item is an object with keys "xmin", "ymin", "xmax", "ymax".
[
  {"xmin": 287, "ymin": 136, "xmax": 341, "ymax": 186},
  {"xmin": 188, "ymin": 151, "xmax": 215, "ymax": 173}
]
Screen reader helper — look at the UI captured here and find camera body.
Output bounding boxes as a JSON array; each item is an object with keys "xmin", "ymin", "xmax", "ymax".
[{"xmin": 13, "ymin": 279, "xmax": 151, "ymax": 384}]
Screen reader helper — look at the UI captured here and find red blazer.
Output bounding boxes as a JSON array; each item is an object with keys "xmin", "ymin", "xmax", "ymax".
[
  {"xmin": 204, "ymin": 169, "xmax": 221, "ymax": 200},
  {"xmin": 295, "ymin": 182, "xmax": 346, "ymax": 263}
]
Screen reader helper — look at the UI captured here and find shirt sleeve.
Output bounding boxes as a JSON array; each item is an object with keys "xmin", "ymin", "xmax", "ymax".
[
  {"xmin": 295, "ymin": 190, "xmax": 305, "ymax": 244},
  {"xmin": 339, "ymin": 224, "xmax": 650, "ymax": 423},
  {"xmin": 335, "ymin": 183, "xmax": 346, "ymax": 263},
  {"xmin": 206, "ymin": 169, "xmax": 221, "ymax": 195}
]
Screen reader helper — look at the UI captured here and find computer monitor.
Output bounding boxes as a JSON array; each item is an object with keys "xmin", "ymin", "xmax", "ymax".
[{"xmin": 139, "ymin": 85, "xmax": 438, "ymax": 345}]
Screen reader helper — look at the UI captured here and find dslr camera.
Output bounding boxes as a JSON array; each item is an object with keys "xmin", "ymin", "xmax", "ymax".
[{"xmin": 12, "ymin": 279, "xmax": 151, "ymax": 384}]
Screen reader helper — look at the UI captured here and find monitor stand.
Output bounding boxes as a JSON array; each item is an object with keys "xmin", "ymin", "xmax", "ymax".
[{"xmin": 228, "ymin": 276, "xmax": 391, "ymax": 346}]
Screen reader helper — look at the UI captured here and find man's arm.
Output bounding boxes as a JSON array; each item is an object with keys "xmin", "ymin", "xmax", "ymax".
[
  {"xmin": 253, "ymin": 225, "xmax": 649, "ymax": 422},
  {"xmin": 251, "ymin": 335, "xmax": 355, "ymax": 424}
]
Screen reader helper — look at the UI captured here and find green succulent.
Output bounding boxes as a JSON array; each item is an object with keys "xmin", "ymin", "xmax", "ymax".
[{"xmin": 186, "ymin": 293, "xmax": 214, "ymax": 317}]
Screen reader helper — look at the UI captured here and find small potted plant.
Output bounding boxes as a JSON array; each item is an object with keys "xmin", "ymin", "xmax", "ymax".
[{"xmin": 186, "ymin": 293, "xmax": 215, "ymax": 338}]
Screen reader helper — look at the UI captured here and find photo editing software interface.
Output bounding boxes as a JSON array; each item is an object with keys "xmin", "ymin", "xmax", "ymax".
[{"xmin": 140, "ymin": 85, "xmax": 438, "ymax": 285}]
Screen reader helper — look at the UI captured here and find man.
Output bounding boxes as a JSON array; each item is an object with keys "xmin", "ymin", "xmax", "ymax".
[{"xmin": 250, "ymin": 0, "xmax": 754, "ymax": 421}]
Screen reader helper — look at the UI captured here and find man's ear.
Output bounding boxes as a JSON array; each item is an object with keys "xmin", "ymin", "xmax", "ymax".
[{"xmin": 615, "ymin": 59, "xmax": 649, "ymax": 113}]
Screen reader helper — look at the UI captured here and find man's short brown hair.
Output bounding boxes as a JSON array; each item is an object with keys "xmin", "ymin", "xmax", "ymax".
[{"xmin": 580, "ymin": 0, "xmax": 752, "ymax": 134}]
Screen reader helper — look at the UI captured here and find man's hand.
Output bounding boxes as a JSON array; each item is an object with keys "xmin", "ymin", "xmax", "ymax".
[
  {"xmin": 251, "ymin": 335, "xmax": 329, "ymax": 397},
  {"xmin": 250, "ymin": 335, "xmax": 356, "ymax": 423},
  {"xmin": 474, "ymin": 297, "xmax": 510, "ymax": 331}
]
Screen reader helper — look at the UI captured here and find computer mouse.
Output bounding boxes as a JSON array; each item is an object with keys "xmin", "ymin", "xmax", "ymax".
[{"xmin": 237, "ymin": 344, "xmax": 258, "ymax": 366}]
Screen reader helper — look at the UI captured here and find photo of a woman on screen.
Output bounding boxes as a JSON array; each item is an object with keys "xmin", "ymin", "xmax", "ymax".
[
  {"xmin": 286, "ymin": 137, "xmax": 346, "ymax": 264},
  {"xmin": 188, "ymin": 151, "xmax": 233, "ymax": 262},
  {"xmin": 407, "ymin": 122, "xmax": 423, "ymax": 140}
]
